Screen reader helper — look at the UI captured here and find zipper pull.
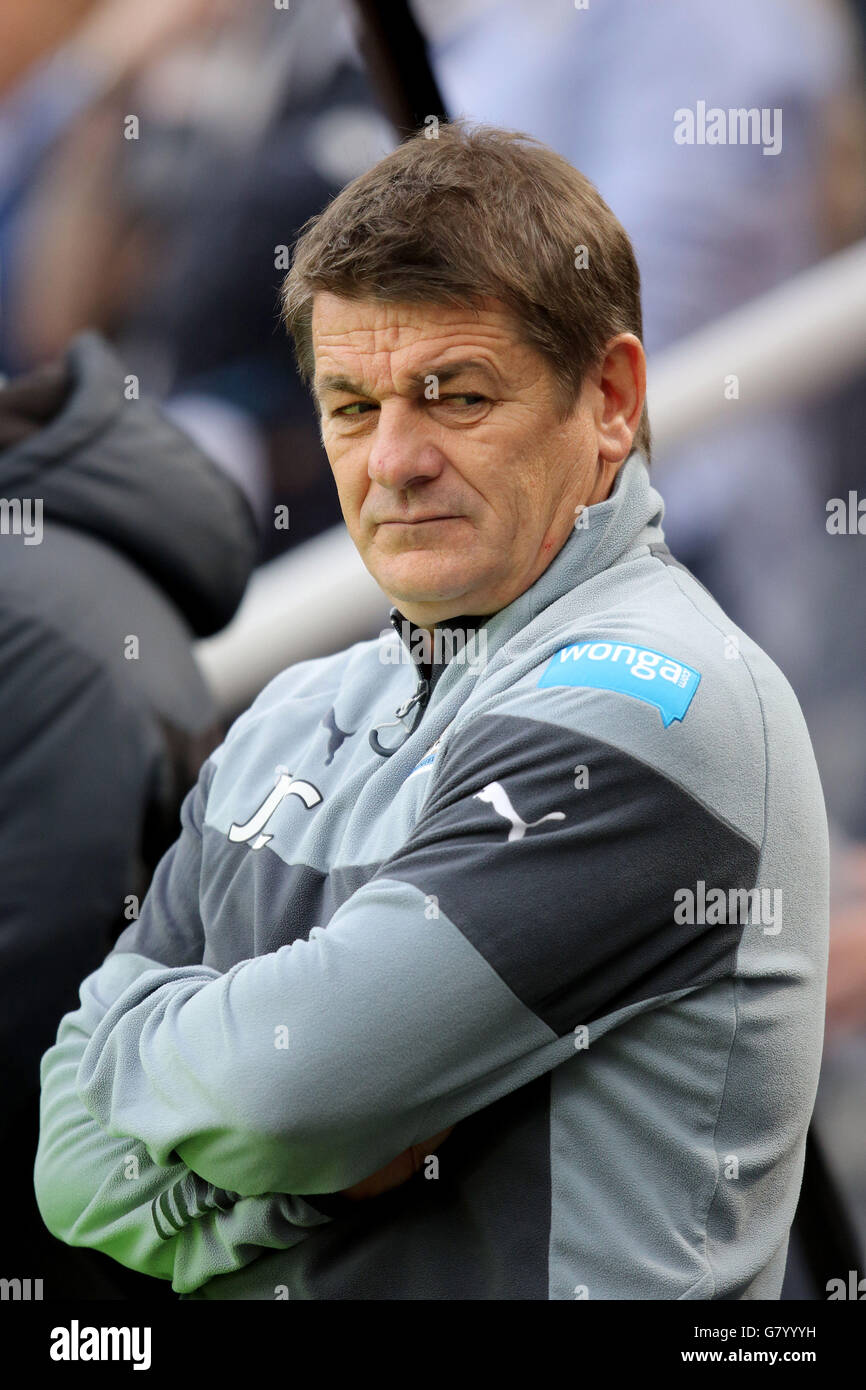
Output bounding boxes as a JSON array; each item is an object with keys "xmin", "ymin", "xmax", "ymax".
[
  {"xmin": 394, "ymin": 678, "xmax": 429, "ymax": 721},
  {"xmin": 369, "ymin": 677, "xmax": 430, "ymax": 757}
]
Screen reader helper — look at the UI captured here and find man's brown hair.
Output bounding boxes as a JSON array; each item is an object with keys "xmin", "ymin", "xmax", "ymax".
[{"xmin": 281, "ymin": 120, "xmax": 651, "ymax": 461}]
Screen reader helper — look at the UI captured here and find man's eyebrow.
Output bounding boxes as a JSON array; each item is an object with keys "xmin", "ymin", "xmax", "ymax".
[
  {"xmin": 314, "ymin": 373, "xmax": 364, "ymax": 400},
  {"xmin": 405, "ymin": 359, "xmax": 501, "ymax": 390},
  {"xmin": 313, "ymin": 359, "xmax": 501, "ymax": 405}
]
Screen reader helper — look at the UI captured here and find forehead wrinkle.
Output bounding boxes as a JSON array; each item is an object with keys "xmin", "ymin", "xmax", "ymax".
[
  {"xmin": 312, "ymin": 300, "xmax": 526, "ymax": 403},
  {"xmin": 313, "ymin": 300, "xmax": 516, "ymax": 355}
]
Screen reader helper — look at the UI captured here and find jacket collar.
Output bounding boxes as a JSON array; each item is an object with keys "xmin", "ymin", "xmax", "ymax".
[{"xmin": 387, "ymin": 606, "xmax": 490, "ymax": 697}]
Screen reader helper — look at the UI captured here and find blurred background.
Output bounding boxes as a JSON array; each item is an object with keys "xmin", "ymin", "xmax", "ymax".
[{"xmin": 1, "ymin": 0, "xmax": 865, "ymax": 1298}]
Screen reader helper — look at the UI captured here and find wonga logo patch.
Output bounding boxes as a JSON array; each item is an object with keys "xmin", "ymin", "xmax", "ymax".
[{"xmin": 537, "ymin": 640, "xmax": 700, "ymax": 727}]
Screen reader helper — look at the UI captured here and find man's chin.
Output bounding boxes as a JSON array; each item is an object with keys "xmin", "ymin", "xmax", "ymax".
[{"xmin": 372, "ymin": 557, "xmax": 481, "ymax": 611}]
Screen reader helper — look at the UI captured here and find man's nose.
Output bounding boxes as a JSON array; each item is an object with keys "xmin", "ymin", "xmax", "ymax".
[{"xmin": 366, "ymin": 401, "xmax": 444, "ymax": 492}]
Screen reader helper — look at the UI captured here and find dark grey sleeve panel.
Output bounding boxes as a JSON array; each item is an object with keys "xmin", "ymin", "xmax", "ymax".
[
  {"xmin": 378, "ymin": 712, "xmax": 762, "ymax": 1035},
  {"xmin": 112, "ymin": 758, "xmax": 217, "ymax": 967}
]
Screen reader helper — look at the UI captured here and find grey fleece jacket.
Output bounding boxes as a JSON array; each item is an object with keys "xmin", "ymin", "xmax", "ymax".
[{"xmin": 35, "ymin": 450, "xmax": 829, "ymax": 1299}]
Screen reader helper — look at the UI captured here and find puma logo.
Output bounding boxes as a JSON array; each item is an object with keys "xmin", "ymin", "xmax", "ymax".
[
  {"xmin": 321, "ymin": 706, "xmax": 357, "ymax": 765},
  {"xmin": 228, "ymin": 767, "xmax": 323, "ymax": 850},
  {"xmin": 474, "ymin": 780, "xmax": 566, "ymax": 842}
]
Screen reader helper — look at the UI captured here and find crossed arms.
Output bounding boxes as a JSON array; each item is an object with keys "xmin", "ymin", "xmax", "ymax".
[{"xmin": 36, "ymin": 694, "xmax": 741, "ymax": 1293}]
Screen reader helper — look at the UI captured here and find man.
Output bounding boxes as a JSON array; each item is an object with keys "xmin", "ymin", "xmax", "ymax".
[{"xmin": 35, "ymin": 122, "xmax": 828, "ymax": 1300}]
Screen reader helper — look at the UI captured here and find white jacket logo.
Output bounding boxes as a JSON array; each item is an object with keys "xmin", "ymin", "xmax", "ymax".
[
  {"xmin": 229, "ymin": 768, "xmax": 323, "ymax": 850},
  {"xmin": 474, "ymin": 781, "xmax": 565, "ymax": 842}
]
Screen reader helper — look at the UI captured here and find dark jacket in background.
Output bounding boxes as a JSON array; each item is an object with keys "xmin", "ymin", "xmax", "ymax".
[{"xmin": 0, "ymin": 331, "xmax": 257, "ymax": 1297}]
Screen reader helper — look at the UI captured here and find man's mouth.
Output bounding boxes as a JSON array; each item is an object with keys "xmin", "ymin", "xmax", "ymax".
[{"xmin": 379, "ymin": 515, "xmax": 461, "ymax": 525}]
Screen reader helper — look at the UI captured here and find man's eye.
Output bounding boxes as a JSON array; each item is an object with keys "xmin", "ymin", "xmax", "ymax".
[
  {"xmin": 440, "ymin": 394, "xmax": 486, "ymax": 406},
  {"xmin": 334, "ymin": 401, "xmax": 377, "ymax": 417}
]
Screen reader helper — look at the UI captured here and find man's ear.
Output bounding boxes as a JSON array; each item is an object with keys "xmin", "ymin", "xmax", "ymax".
[{"xmin": 595, "ymin": 333, "xmax": 646, "ymax": 466}]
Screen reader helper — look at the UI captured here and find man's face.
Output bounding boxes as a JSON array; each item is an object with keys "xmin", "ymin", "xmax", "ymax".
[{"xmin": 312, "ymin": 293, "xmax": 637, "ymax": 628}]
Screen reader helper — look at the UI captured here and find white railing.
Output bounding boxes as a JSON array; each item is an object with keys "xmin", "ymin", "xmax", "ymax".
[
  {"xmin": 195, "ymin": 238, "xmax": 866, "ymax": 713},
  {"xmin": 646, "ymin": 237, "xmax": 866, "ymax": 454},
  {"xmin": 195, "ymin": 522, "xmax": 386, "ymax": 713}
]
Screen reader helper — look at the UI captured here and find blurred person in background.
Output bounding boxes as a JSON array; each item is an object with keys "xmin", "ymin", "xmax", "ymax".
[
  {"xmin": 0, "ymin": 331, "xmax": 257, "ymax": 1297},
  {"xmin": 0, "ymin": 0, "xmax": 233, "ymax": 375},
  {"xmin": 0, "ymin": 0, "xmax": 394, "ymax": 559}
]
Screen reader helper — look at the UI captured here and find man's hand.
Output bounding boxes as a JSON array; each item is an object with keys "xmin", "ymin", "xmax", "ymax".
[{"xmin": 338, "ymin": 1127, "xmax": 454, "ymax": 1201}]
